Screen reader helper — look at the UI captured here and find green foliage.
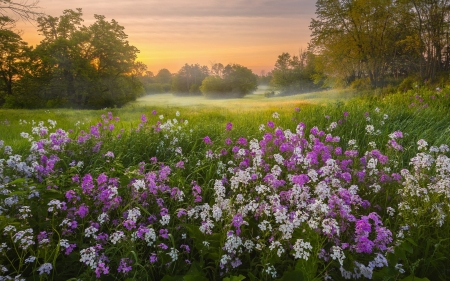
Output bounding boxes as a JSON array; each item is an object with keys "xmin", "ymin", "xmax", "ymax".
[
  {"xmin": 350, "ymin": 78, "xmax": 372, "ymax": 91},
  {"xmin": 1, "ymin": 9, "xmax": 143, "ymax": 109},
  {"xmin": 172, "ymin": 63, "xmax": 209, "ymax": 96},
  {"xmin": 200, "ymin": 64, "xmax": 257, "ymax": 98},
  {"xmin": 270, "ymin": 52, "xmax": 320, "ymax": 95},
  {"xmin": 0, "ymin": 17, "xmax": 30, "ymax": 105}
]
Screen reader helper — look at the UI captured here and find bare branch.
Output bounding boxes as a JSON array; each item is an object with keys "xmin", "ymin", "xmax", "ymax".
[{"xmin": 0, "ymin": 0, "xmax": 44, "ymax": 22}]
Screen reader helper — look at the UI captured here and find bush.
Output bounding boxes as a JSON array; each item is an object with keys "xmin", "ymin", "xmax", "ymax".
[{"xmin": 200, "ymin": 64, "xmax": 257, "ymax": 98}]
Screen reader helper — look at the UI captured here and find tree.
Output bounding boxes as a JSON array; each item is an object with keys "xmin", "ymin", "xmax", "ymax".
[
  {"xmin": 0, "ymin": 16, "xmax": 30, "ymax": 105},
  {"xmin": 0, "ymin": 0, "xmax": 43, "ymax": 22},
  {"xmin": 200, "ymin": 63, "xmax": 257, "ymax": 98},
  {"xmin": 172, "ymin": 63, "xmax": 209, "ymax": 95},
  {"xmin": 211, "ymin": 63, "xmax": 224, "ymax": 77},
  {"xmin": 270, "ymin": 51, "xmax": 320, "ymax": 94},
  {"xmin": 13, "ymin": 8, "xmax": 143, "ymax": 108},
  {"xmin": 155, "ymin": 68, "xmax": 172, "ymax": 84},
  {"xmin": 310, "ymin": 0, "xmax": 413, "ymax": 87},
  {"xmin": 405, "ymin": 0, "xmax": 450, "ymax": 79}
]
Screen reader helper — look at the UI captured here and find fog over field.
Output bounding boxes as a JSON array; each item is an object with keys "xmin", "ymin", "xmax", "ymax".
[{"xmin": 129, "ymin": 86, "xmax": 356, "ymax": 110}]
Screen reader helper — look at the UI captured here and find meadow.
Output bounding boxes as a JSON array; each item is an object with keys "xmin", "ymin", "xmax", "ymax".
[{"xmin": 0, "ymin": 87, "xmax": 449, "ymax": 280}]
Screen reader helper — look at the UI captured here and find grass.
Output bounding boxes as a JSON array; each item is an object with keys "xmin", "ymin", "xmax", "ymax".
[{"xmin": 1, "ymin": 86, "xmax": 450, "ymax": 280}]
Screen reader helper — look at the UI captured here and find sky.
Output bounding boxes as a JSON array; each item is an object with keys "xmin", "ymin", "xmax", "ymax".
[{"xmin": 15, "ymin": 0, "xmax": 317, "ymax": 75}]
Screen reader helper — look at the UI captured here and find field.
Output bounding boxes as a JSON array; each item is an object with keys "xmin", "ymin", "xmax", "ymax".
[{"xmin": 0, "ymin": 87, "xmax": 449, "ymax": 280}]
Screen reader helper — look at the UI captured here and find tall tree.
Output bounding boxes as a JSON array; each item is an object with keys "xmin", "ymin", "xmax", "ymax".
[
  {"xmin": 15, "ymin": 8, "xmax": 142, "ymax": 108},
  {"xmin": 406, "ymin": 0, "xmax": 450, "ymax": 79},
  {"xmin": 0, "ymin": 16, "xmax": 30, "ymax": 104},
  {"xmin": 172, "ymin": 63, "xmax": 209, "ymax": 95},
  {"xmin": 310, "ymin": 0, "xmax": 413, "ymax": 87}
]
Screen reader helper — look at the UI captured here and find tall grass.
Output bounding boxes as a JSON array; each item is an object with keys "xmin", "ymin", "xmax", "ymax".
[{"xmin": 0, "ymin": 87, "xmax": 449, "ymax": 280}]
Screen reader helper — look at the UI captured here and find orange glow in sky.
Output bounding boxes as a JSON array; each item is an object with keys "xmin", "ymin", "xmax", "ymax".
[{"xmin": 14, "ymin": 0, "xmax": 316, "ymax": 75}]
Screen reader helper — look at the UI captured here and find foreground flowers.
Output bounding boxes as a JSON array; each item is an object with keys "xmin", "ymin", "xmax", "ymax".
[{"xmin": 0, "ymin": 110, "xmax": 448, "ymax": 280}]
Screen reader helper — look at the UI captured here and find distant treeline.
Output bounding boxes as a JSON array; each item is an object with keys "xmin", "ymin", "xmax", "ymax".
[{"xmin": 4, "ymin": 1, "xmax": 448, "ymax": 108}]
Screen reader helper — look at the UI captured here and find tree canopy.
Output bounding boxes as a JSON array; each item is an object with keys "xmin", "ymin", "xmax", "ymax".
[
  {"xmin": 172, "ymin": 63, "xmax": 209, "ymax": 96},
  {"xmin": 1, "ymin": 8, "xmax": 143, "ymax": 108},
  {"xmin": 200, "ymin": 63, "xmax": 257, "ymax": 98},
  {"xmin": 309, "ymin": 0, "xmax": 450, "ymax": 87}
]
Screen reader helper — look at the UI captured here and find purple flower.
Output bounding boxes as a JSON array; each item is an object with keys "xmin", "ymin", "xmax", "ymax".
[
  {"xmin": 236, "ymin": 137, "xmax": 248, "ymax": 146},
  {"xmin": 123, "ymin": 220, "xmax": 136, "ymax": 230},
  {"xmin": 118, "ymin": 258, "xmax": 133, "ymax": 274},
  {"xmin": 180, "ymin": 244, "xmax": 190, "ymax": 253},
  {"xmin": 141, "ymin": 114, "xmax": 148, "ymax": 123},
  {"xmin": 267, "ymin": 121, "xmax": 275, "ymax": 128},
  {"xmin": 175, "ymin": 161, "xmax": 185, "ymax": 169},
  {"xmin": 95, "ymin": 262, "xmax": 109, "ymax": 278},
  {"xmin": 158, "ymin": 243, "xmax": 168, "ymax": 250},
  {"xmin": 149, "ymin": 253, "xmax": 158, "ymax": 263},
  {"xmin": 104, "ymin": 151, "xmax": 115, "ymax": 158},
  {"xmin": 159, "ymin": 229, "xmax": 169, "ymax": 239},
  {"xmin": 65, "ymin": 244, "xmax": 76, "ymax": 255},
  {"xmin": 203, "ymin": 136, "xmax": 213, "ymax": 145},
  {"xmin": 177, "ymin": 209, "xmax": 187, "ymax": 218},
  {"xmin": 75, "ymin": 204, "xmax": 89, "ymax": 218},
  {"xmin": 226, "ymin": 122, "xmax": 233, "ymax": 131}
]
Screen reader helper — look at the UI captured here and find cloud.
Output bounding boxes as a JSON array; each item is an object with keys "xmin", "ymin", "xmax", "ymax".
[{"xmin": 41, "ymin": 0, "xmax": 316, "ymax": 19}]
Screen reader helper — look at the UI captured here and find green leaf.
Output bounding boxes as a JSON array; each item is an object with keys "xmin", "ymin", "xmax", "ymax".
[
  {"xmin": 161, "ymin": 275, "xmax": 184, "ymax": 281},
  {"xmin": 222, "ymin": 274, "xmax": 246, "ymax": 281},
  {"xmin": 405, "ymin": 238, "xmax": 418, "ymax": 247},
  {"xmin": 278, "ymin": 270, "xmax": 306, "ymax": 281},
  {"xmin": 184, "ymin": 276, "xmax": 208, "ymax": 281},
  {"xmin": 401, "ymin": 240, "xmax": 414, "ymax": 254},
  {"xmin": 399, "ymin": 275, "xmax": 430, "ymax": 281}
]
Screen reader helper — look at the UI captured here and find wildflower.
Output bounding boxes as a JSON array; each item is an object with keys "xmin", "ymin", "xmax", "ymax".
[
  {"xmin": 226, "ymin": 122, "xmax": 233, "ymax": 131},
  {"xmin": 203, "ymin": 136, "xmax": 213, "ymax": 145},
  {"xmin": 292, "ymin": 239, "xmax": 313, "ymax": 260},
  {"xmin": 95, "ymin": 262, "xmax": 109, "ymax": 278},
  {"xmin": 267, "ymin": 121, "xmax": 275, "ymax": 128},
  {"xmin": 149, "ymin": 253, "xmax": 158, "ymax": 263},
  {"xmin": 104, "ymin": 151, "xmax": 115, "ymax": 158},
  {"xmin": 37, "ymin": 263, "xmax": 52, "ymax": 275},
  {"xmin": 118, "ymin": 258, "xmax": 133, "ymax": 274}
]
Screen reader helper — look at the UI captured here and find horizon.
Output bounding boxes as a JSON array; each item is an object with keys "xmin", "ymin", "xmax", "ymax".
[{"xmin": 13, "ymin": 0, "xmax": 316, "ymax": 75}]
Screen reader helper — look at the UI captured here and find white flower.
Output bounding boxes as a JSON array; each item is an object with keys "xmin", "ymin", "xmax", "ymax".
[
  {"xmin": 110, "ymin": 231, "xmax": 125, "ymax": 244},
  {"xmin": 37, "ymin": 263, "xmax": 52, "ymax": 275},
  {"xmin": 330, "ymin": 246, "xmax": 345, "ymax": 266},
  {"xmin": 167, "ymin": 248, "xmax": 179, "ymax": 261},
  {"xmin": 265, "ymin": 263, "xmax": 277, "ymax": 278},
  {"xmin": 292, "ymin": 239, "xmax": 313, "ymax": 260},
  {"xmin": 160, "ymin": 214, "xmax": 170, "ymax": 226},
  {"xmin": 395, "ymin": 263, "xmax": 405, "ymax": 274},
  {"xmin": 365, "ymin": 125, "xmax": 375, "ymax": 135},
  {"xmin": 25, "ymin": 256, "xmax": 36, "ymax": 263}
]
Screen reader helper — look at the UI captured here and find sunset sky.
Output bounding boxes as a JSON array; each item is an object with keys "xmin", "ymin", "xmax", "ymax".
[{"xmin": 16, "ymin": 0, "xmax": 316, "ymax": 75}]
